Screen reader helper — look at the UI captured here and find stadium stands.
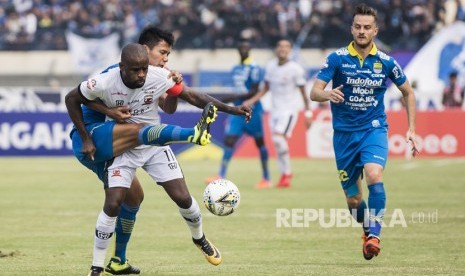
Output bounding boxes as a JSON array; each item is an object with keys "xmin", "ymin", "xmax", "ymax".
[{"xmin": 0, "ymin": 0, "xmax": 460, "ymax": 51}]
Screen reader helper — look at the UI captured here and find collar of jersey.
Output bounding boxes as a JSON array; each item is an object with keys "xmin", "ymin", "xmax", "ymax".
[
  {"xmin": 348, "ymin": 41, "xmax": 377, "ymax": 58},
  {"xmin": 242, "ymin": 56, "xmax": 253, "ymax": 65}
]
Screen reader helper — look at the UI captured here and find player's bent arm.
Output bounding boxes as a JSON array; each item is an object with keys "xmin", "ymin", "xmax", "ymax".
[
  {"xmin": 65, "ymin": 87, "xmax": 97, "ymax": 159},
  {"xmin": 159, "ymin": 94, "xmax": 178, "ymax": 114},
  {"xmin": 179, "ymin": 86, "xmax": 251, "ymax": 116},
  {"xmin": 65, "ymin": 87, "xmax": 91, "ymax": 142},
  {"xmin": 244, "ymin": 81, "xmax": 269, "ymax": 107},
  {"xmin": 84, "ymin": 99, "xmax": 131, "ymax": 123},
  {"xmin": 310, "ymin": 79, "xmax": 331, "ymax": 102},
  {"xmin": 221, "ymin": 83, "xmax": 260, "ymax": 103}
]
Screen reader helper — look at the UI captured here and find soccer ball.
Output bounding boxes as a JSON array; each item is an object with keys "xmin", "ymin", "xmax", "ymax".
[{"xmin": 203, "ymin": 179, "xmax": 240, "ymax": 216}]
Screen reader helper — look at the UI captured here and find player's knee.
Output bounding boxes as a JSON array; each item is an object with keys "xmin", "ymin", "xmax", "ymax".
[
  {"xmin": 364, "ymin": 167, "xmax": 383, "ymax": 183},
  {"xmin": 224, "ymin": 136, "xmax": 238, "ymax": 148},
  {"xmin": 254, "ymin": 137, "xmax": 265, "ymax": 148},
  {"xmin": 128, "ymin": 123, "xmax": 145, "ymax": 136},
  {"xmin": 346, "ymin": 195, "xmax": 363, "ymax": 209},
  {"xmin": 272, "ymin": 134, "xmax": 288, "ymax": 153},
  {"xmin": 175, "ymin": 193, "xmax": 192, "ymax": 209}
]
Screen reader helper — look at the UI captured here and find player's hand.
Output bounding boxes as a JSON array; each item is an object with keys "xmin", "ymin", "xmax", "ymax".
[
  {"xmin": 108, "ymin": 106, "xmax": 131, "ymax": 123},
  {"xmin": 243, "ymin": 99, "xmax": 254, "ymax": 108},
  {"xmin": 168, "ymin": 70, "xmax": 183, "ymax": 84},
  {"xmin": 329, "ymin": 85, "xmax": 344, "ymax": 103},
  {"xmin": 406, "ymin": 129, "xmax": 419, "ymax": 157},
  {"xmin": 234, "ymin": 104, "xmax": 252, "ymax": 122},
  {"xmin": 82, "ymin": 139, "xmax": 96, "ymax": 161},
  {"xmin": 304, "ymin": 110, "xmax": 313, "ymax": 129}
]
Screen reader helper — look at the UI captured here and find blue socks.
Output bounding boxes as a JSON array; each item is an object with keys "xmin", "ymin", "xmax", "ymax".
[
  {"xmin": 114, "ymin": 203, "xmax": 139, "ymax": 264},
  {"xmin": 349, "ymin": 199, "xmax": 369, "ymax": 236},
  {"xmin": 219, "ymin": 147, "xmax": 234, "ymax": 178},
  {"xmin": 259, "ymin": 145, "xmax": 269, "ymax": 180},
  {"xmin": 368, "ymin": 182, "xmax": 386, "ymax": 238},
  {"xmin": 219, "ymin": 145, "xmax": 269, "ymax": 181},
  {"xmin": 138, "ymin": 124, "xmax": 194, "ymax": 146}
]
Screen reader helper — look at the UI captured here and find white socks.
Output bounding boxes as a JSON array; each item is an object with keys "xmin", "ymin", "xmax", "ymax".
[
  {"xmin": 272, "ymin": 134, "xmax": 291, "ymax": 175},
  {"xmin": 93, "ymin": 211, "xmax": 117, "ymax": 268},
  {"xmin": 179, "ymin": 197, "xmax": 203, "ymax": 240}
]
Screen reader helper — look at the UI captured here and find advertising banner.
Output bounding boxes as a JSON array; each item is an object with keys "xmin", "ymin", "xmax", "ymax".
[{"xmin": 1, "ymin": 110, "xmax": 463, "ymax": 158}]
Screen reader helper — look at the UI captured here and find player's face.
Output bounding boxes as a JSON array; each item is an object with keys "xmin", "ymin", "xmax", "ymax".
[
  {"xmin": 275, "ymin": 40, "xmax": 292, "ymax": 60},
  {"xmin": 120, "ymin": 59, "xmax": 149, "ymax": 89},
  {"xmin": 146, "ymin": 40, "xmax": 172, "ymax": 68},
  {"xmin": 351, "ymin": 15, "xmax": 378, "ymax": 49},
  {"xmin": 237, "ymin": 42, "xmax": 250, "ymax": 60}
]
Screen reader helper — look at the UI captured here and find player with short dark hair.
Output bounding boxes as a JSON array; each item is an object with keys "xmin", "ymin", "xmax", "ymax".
[
  {"xmin": 206, "ymin": 38, "xmax": 271, "ymax": 188},
  {"xmin": 68, "ymin": 43, "xmax": 251, "ymax": 276},
  {"xmin": 310, "ymin": 3, "xmax": 419, "ymax": 260}
]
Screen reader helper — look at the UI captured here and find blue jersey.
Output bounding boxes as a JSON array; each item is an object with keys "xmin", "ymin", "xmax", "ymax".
[
  {"xmin": 231, "ymin": 57, "xmax": 263, "ymax": 112},
  {"xmin": 317, "ymin": 42, "xmax": 407, "ymax": 131}
]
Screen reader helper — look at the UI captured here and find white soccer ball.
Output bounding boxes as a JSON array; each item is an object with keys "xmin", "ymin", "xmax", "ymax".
[{"xmin": 203, "ymin": 179, "xmax": 241, "ymax": 216}]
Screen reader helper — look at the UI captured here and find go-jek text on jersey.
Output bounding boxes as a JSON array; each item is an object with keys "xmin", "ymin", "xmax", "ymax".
[{"xmin": 316, "ymin": 42, "xmax": 407, "ymax": 131}]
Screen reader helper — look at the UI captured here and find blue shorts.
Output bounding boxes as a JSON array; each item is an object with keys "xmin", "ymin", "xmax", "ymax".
[
  {"xmin": 225, "ymin": 108, "xmax": 264, "ymax": 138},
  {"xmin": 71, "ymin": 121, "xmax": 116, "ymax": 181},
  {"xmin": 333, "ymin": 127, "xmax": 388, "ymax": 197}
]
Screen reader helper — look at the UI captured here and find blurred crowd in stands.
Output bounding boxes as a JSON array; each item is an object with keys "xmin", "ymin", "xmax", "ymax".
[{"xmin": 0, "ymin": 0, "xmax": 464, "ymax": 51}]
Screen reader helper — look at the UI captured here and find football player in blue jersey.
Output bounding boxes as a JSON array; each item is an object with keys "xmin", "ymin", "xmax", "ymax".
[
  {"xmin": 310, "ymin": 3, "xmax": 419, "ymax": 260},
  {"xmin": 206, "ymin": 38, "xmax": 271, "ymax": 189}
]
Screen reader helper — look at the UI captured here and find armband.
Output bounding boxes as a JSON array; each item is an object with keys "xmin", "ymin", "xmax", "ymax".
[
  {"xmin": 304, "ymin": 110, "xmax": 313, "ymax": 118},
  {"xmin": 166, "ymin": 82, "xmax": 184, "ymax": 96}
]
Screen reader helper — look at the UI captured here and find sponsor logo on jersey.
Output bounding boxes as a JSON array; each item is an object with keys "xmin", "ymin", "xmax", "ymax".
[
  {"xmin": 86, "ymin": 79, "xmax": 97, "ymax": 90},
  {"xmin": 111, "ymin": 91, "xmax": 128, "ymax": 96},
  {"xmin": 342, "ymin": 70, "xmax": 357, "ymax": 76},
  {"xmin": 371, "ymin": 73, "xmax": 386, "ymax": 78},
  {"xmin": 373, "ymin": 62, "xmax": 382, "ymax": 73},
  {"xmin": 372, "ymin": 120, "xmax": 381, "ymax": 127},
  {"xmin": 356, "ymin": 69, "xmax": 372, "ymax": 74},
  {"xmin": 342, "ymin": 63, "xmax": 356, "ymax": 68},
  {"xmin": 352, "ymin": 87, "xmax": 374, "ymax": 95},
  {"xmin": 116, "ymin": 100, "xmax": 124, "ymax": 106},
  {"xmin": 143, "ymin": 95, "xmax": 153, "ymax": 105},
  {"xmin": 346, "ymin": 77, "xmax": 382, "ymax": 87}
]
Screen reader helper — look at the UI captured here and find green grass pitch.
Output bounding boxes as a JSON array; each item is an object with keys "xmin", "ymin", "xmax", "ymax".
[{"xmin": 1, "ymin": 157, "xmax": 464, "ymax": 275}]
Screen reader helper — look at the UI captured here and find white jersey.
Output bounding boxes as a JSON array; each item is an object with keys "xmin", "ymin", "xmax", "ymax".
[
  {"xmin": 79, "ymin": 65, "xmax": 176, "ymax": 126},
  {"xmin": 264, "ymin": 59, "xmax": 306, "ymax": 112}
]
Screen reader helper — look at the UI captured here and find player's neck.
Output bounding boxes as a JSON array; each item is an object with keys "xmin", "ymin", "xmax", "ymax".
[
  {"xmin": 354, "ymin": 42, "xmax": 373, "ymax": 59},
  {"xmin": 278, "ymin": 58, "xmax": 288, "ymax": 65}
]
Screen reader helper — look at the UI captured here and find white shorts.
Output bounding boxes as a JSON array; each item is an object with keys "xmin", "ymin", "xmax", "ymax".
[
  {"xmin": 106, "ymin": 145, "xmax": 184, "ymax": 188},
  {"xmin": 269, "ymin": 110, "xmax": 298, "ymax": 138}
]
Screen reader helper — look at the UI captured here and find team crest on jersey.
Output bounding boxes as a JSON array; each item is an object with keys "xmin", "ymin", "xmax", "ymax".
[
  {"xmin": 143, "ymin": 95, "xmax": 153, "ymax": 105},
  {"xmin": 86, "ymin": 79, "xmax": 97, "ymax": 90},
  {"xmin": 373, "ymin": 62, "xmax": 382, "ymax": 74}
]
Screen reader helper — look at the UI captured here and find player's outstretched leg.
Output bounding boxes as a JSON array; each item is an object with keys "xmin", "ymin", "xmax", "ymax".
[
  {"xmin": 138, "ymin": 103, "xmax": 217, "ymax": 147},
  {"xmin": 193, "ymin": 234, "xmax": 222, "ymax": 266},
  {"xmin": 190, "ymin": 102, "xmax": 218, "ymax": 146}
]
